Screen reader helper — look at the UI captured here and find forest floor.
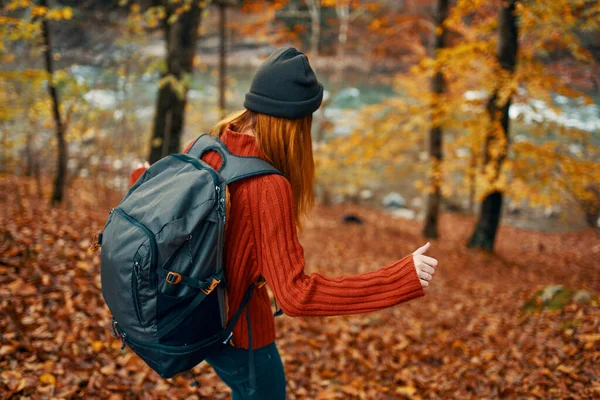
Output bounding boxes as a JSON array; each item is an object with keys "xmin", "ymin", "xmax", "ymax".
[{"xmin": 1, "ymin": 176, "xmax": 599, "ymax": 399}]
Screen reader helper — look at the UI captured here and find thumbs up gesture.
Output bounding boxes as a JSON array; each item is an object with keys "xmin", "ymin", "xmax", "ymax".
[{"xmin": 412, "ymin": 242, "xmax": 438, "ymax": 289}]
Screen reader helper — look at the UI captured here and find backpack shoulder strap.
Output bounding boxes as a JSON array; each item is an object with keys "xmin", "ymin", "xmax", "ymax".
[{"xmin": 186, "ymin": 134, "xmax": 283, "ymax": 184}]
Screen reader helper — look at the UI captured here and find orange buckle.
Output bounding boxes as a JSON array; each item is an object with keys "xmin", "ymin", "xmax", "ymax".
[
  {"xmin": 89, "ymin": 232, "xmax": 102, "ymax": 252},
  {"xmin": 257, "ymin": 278, "xmax": 267, "ymax": 289},
  {"xmin": 166, "ymin": 272, "xmax": 182, "ymax": 285},
  {"xmin": 201, "ymin": 278, "xmax": 221, "ymax": 295}
]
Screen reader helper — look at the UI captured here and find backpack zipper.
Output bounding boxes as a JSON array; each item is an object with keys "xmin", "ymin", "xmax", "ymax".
[
  {"xmin": 215, "ymin": 185, "xmax": 225, "ymax": 272},
  {"xmin": 132, "ymin": 260, "xmax": 145, "ymax": 325},
  {"xmin": 120, "ymin": 325, "xmax": 222, "ymax": 354},
  {"xmin": 215, "ymin": 186, "xmax": 226, "ymax": 222},
  {"xmin": 113, "ymin": 208, "xmax": 158, "ymax": 288},
  {"xmin": 160, "ymin": 234, "xmax": 193, "ymax": 279},
  {"xmin": 214, "ymin": 184, "xmax": 226, "ymax": 330}
]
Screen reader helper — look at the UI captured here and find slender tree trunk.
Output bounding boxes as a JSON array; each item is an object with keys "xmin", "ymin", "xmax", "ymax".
[
  {"xmin": 218, "ymin": 1, "xmax": 227, "ymax": 119},
  {"xmin": 40, "ymin": 0, "xmax": 67, "ymax": 206},
  {"xmin": 24, "ymin": 130, "xmax": 34, "ymax": 177},
  {"xmin": 468, "ymin": 147, "xmax": 476, "ymax": 213},
  {"xmin": 422, "ymin": 0, "xmax": 448, "ymax": 239},
  {"xmin": 148, "ymin": 1, "xmax": 203, "ymax": 164},
  {"xmin": 306, "ymin": 0, "xmax": 323, "ymax": 141},
  {"xmin": 335, "ymin": 3, "xmax": 349, "ymax": 84},
  {"xmin": 468, "ymin": 0, "xmax": 519, "ymax": 250},
  {"xmin": 305, "ymin": 0, "xmax": 320, "ymax": 58},
  {"xmin": 34, "ymin": 157, "xmax": 42, "ymax": 199},
  {"xmin": 0, "ymin": 128, "xmax": 6, "ymax": 174},
  {"xmin": 311, "ymin": 16, "xmax": 319, "ymax": 58}
]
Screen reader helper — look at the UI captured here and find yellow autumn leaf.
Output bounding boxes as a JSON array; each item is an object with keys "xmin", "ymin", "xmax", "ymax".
[
  {"xmin": 31, "ymin": 5, "xmax": 47, "ymax": 17},
  {"xmin": 63, "ymin": 7, "xmax": 73, "ymax": 20},
  {"xmin": 76, "ymin": 261, "xmax": 90, "ymax": 271},
  {"xmin": 556, "ymin": 364, "xmax": 574, "ymax": 374},
  {"xmin": 39, "ymin": 372, "xmax": 56, "ymax": 386},
  {"xmin": 396, "ymin": 385, "xmax": 417, "ymax": 396},
  {"xmin": 91, "ymin": 341, "xmax": 104, "ymax": 352},
  {"xmin": 340, "ymin": 384, "xmax": 361, "ymax": 396},
  {"xmin": 100, "ymin": 364, "xmax": 116, "ymax": 375},
  {"xmin": 1, "ymin": 370, "xmax": 26, "ymax": 393},
  {"xmin": 580, "ymin": 334, "xmax": 600, "ymax": 343}
]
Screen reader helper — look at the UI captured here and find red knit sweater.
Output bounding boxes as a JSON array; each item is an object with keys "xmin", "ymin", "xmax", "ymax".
[{"xmin": 134, "ymin": 127, "xmax": 425, "ymax": 349}]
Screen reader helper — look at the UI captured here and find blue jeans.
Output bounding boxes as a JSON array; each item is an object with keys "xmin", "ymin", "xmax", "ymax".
[{"xmin": 205, "ymin": 342, "xmax": 286, "ymax": 399}]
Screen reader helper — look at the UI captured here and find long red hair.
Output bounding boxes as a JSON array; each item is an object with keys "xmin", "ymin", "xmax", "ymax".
[{"xmin": 211, "ymin": 109, "xmax": 315, "ymax": 228}]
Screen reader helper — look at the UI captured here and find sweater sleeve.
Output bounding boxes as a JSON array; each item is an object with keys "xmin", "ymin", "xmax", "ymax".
[
  {"xmin": 182, "ymin": 139, "xmax": 195, "ymax": 154},
  {"xmin": 252, "ymin": 175, "xmax": 425, "ymax": 317}
]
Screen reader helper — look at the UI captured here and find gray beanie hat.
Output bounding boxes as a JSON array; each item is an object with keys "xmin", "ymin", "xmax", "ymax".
[{"xmin": 244, "ymin": 47, "xmax": 324, "ymax": 119}]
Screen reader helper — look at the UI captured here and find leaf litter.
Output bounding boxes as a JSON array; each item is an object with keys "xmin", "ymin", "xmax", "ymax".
[{"xmin": 1, "ymin": 177, "xmax": 598, "ymax": 399}]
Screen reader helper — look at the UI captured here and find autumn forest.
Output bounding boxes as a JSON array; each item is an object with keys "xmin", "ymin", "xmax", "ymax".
[{"xmin": 1, "ymin": 0, "xmax": 599, "ymax": 399}]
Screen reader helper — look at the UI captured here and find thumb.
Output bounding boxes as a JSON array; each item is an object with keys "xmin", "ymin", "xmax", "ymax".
[{"xmin": 413, "ymin": 242, "xmax": 431, "ymax": 256}]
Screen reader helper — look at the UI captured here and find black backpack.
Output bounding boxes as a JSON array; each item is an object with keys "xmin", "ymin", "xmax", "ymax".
[{"xmin": 99, "ymin": 134, "xmax": 282, "ymax": 383}]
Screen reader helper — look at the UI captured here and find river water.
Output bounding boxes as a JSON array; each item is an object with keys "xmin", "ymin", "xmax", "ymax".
[
  {"xmin": 75, "ymin": 63, "xmax": 600, "ymax": 138},
  {"xmin": 72, "ymin": 63, "xmax": 599, "ymax": 231}
]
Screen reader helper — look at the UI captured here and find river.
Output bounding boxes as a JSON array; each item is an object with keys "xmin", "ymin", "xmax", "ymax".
[{"xmin": 71, "ymin": 63, "xmax": 599, "ymax": 231}]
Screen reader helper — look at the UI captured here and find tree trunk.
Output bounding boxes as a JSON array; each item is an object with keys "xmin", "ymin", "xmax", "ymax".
[
  {"xmin": 0, "ymin": 128, "xmax": 6, "ymax": 174},
  {"xmin": 468, "ymin": 0, "xmax": 519, "ymax": 250},
  {"xmin": 306, "ymin": 0, "xmax": 323, "ymax": 140},
  {"xmin": 422, "ymin": 0, "xmax": 448, "ymax": 239},
  {"xmin": 335, "ymin": 3, "xmax": 349, "ymax": 84},
  {"xmin": 34, "ymin": 156, "xmax": 43, "ymax": 199},
  {"xmin": 580, "ymin": 185, "xmax": 600, "ymax": 228},
  {"xmin": 40, "ymin": 0, "xmax": 67, "ymax": 206},
  {"xmin": 468, "ymin": 147, "xmax": 476, "ymax": 213},
  {"xmin": 24, "ymin": 130, "xmax": 34, "ymax": 177},
  {"xmin": 218, "ymin": 1, "xmax": 227, "ymax": 119},
  {"xmin": 305, "ymin": 0, "xmax": 320, "ymax": 58},
  {"xmin": 584, "ymin": 208, "xmax": 600, "ymax": 229},
  {"xmin": 148, "ymin": 1, "xmax": 203, "ymax": 164}
]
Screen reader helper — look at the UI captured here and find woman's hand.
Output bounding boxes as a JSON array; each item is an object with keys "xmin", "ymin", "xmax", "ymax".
[{"xmin": 412, "ymin": 242, "xmax": 438, "ymax": 288}]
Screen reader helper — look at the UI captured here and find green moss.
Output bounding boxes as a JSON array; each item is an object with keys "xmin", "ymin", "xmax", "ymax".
[
  {"xmin": 545, "ymin": 289, "xmax": 574, "ymax": 310},
  {"xmin": 523, "ymin": 289, "xmax": 543, "ymax": 311},
  {"xmin": 523, "ymin": 287, "xmax": 575, "ymax": 312},
  {"xmin": 560, "ymin": 319, "xmax": 583, "ymax": 330}
]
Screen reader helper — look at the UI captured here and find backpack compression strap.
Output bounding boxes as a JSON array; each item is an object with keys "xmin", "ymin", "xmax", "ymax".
[{"xmin": 187, "ymin": 134, "xmax": 283, "ymax": 184}]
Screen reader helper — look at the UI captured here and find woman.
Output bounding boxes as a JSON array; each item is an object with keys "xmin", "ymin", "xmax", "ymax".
[{"xmin": 133, "ymin": 47, "xmax": 438, "ymax": 399}]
